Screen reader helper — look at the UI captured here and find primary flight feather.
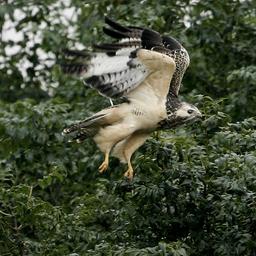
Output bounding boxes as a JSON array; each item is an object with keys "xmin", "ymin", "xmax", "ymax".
[{"xmin": 62, "ymin": 17, "xmax": 202, "ymax": 179}]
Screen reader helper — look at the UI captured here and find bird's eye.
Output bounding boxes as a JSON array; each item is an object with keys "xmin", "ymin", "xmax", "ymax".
[{"xmin": 187, "ymin": 109, "xmax": 194, "ymax": 114}]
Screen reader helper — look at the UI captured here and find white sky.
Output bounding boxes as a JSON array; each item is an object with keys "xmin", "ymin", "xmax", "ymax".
[{"xmin": 1, "ymin": 0, "xmax": 82, "ymax": 91}]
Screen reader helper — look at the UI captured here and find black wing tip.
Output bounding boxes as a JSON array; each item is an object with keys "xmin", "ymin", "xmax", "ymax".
[
  {"xmin": 93, "ymin": 43, "xmax": 120, "ymax": 53},
  {"xmin": 104, "ymin": 16, "xmax": 117, "ymax": 26},
  {"xmin": 104, "ymin": 16, "xmax": 131, "ymax": 33},
  {"xmin": 162, "ymin": 35, "xmax": 182, "ymax": 50},
  {"xmin": 103, "ymin": 27, "xmax": 129, "ymax": 39},
  {"xmin": 62, "ymin": 48, "xmax": 91, "ymax": 58},
  {"xmin": 61, "ymin": 63, "xmax": 87, "ymax": 75},
  {"xmin": 104, "ymin": 16, "xmax": 112, "ymax": 23},
  {"xmin": 142, "ymin": 28, "xmax": 161, "ymax": 38},
  {"xmin": 141, "ymin": 28, "xmax": 162, "ymax": 49}
]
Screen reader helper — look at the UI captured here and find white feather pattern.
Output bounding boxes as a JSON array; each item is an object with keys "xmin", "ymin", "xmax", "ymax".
[
  {"xmin": 79, "ymin": 46, "xmax": 151, "ymax": 98},
  {"xmin": 86, "ymin": 54, "xmax": 129, "ymax": 77},
  {"xmin": 101, "ymin": 65, "xmax": 147, "ymax": 85},
  {"xmin": 119, "ymin": 38, "xmax": 141, "ymax": 43},
  {"xmin": 116, "ymin": 46, "xmax": 138, "ymax": 55}
]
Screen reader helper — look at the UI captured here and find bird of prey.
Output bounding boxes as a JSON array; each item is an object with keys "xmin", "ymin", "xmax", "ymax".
[{"xmin": 61, "ymin": 17, "xmax": 202, "ymax": 179}]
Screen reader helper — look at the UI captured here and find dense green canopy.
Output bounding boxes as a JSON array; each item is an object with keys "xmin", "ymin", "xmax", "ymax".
[{"xmin": 0, "ymin": 1, "xmax": 256, "ymax": 255}]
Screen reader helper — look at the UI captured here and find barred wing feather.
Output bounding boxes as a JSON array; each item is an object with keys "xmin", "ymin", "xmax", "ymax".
[
  {"xmin": 62, "ymin": 49, "xmax": 149, "ymax": 98},
  {"xmin": 61, "ymin": 16, "xmax": 189, "ymax": 99}
]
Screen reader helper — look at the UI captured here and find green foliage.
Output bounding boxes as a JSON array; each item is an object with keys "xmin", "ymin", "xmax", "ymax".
[{"xmin": 0, "ymin": 0, "xmax": 256, "ymax": 255}]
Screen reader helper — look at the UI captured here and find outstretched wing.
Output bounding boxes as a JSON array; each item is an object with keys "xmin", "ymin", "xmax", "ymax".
[
  {"xmin": 62, "ymin": 48, "xmax": 148, "ymax": 98},
  {"xmin": 61, "ymin": 17, "xmax": 189, "ymax": 98}
]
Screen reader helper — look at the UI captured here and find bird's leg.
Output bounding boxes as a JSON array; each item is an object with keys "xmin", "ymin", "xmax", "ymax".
[
  {"xmin": 124, "ymin": 160, "xmax": 134, "ymax": 180},
  {"xmin": 117, "ymin": 132, "xmax": 150, "ymax": 181},
  {"xmin": 98, "ymin": 152, "xmax": 109, "ymax": 173},
  {"xmin": 95, "ymin": 122, "xmax": 137, "ymax": 175}
]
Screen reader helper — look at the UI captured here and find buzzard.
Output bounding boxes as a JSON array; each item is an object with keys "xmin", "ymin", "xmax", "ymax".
[{"xmin": 61, "ymin": 17, "xmax": 202, "ymax": 179}]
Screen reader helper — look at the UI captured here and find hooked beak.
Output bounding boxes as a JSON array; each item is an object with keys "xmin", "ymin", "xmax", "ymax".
[
  {"xmin": 197, "ymin": 111, "xmax": 203, "ymax": 119},
  {"xmin": 194, "ymin": 107, "xmax": 203, "ymax": 119}
]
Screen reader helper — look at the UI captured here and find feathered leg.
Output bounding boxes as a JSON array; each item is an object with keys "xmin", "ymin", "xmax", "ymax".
[
  {"xmin": 112, "ymin": 132, "xmax": 150, "ymax": 179},
  {"xmin": 94, "ymin": 121, "xmax": 137, "ymax": 173}
]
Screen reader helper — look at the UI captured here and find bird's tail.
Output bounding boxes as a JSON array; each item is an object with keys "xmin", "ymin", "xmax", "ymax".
[
  {"xmin": 62, "ymin": 113, "xmax": 108, "ymax": 143},
  {"xmin": 62, "ymin": 105, "xmax": 124, "ymax": 143}
]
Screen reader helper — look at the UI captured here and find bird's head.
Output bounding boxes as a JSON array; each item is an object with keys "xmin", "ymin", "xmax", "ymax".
[
  {"xmin": 172, "ymin": 102, "xmax": 202, "ymax": 123},
  {"xmin": 159, "ymin": 102, "xmax": 202, "ymax": 129}
]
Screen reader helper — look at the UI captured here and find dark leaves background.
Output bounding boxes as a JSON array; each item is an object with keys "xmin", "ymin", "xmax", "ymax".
[{"xmin": 0, "ymin": 0, "xmax": 255, "ymax": 255}]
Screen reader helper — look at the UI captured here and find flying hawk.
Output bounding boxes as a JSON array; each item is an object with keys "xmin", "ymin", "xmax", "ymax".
[{"xmin": 61, "ymin": 17, "xmax": 202, "ymax": 179}]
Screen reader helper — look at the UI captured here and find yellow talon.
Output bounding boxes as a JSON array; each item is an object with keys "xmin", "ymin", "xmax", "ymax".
[
  {"xmin": 98, "ymin": 162, "xmax": 108, "ymax": 173},
  {"xmin": 98, "ymin": 152, "xmax": 109, "ymax": 173},
  {"xmin": 124, "ymin": 162, "xmax": 134, "ymax": 180}
]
